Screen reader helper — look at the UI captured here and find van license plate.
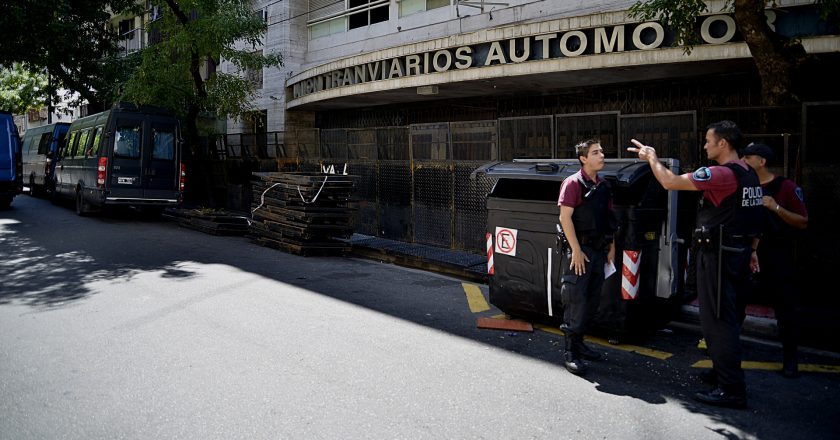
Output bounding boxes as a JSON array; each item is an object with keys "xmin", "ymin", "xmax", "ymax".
[{"xmin": 117, "ymin": 177, "xmax": 136, "ymax": 185}]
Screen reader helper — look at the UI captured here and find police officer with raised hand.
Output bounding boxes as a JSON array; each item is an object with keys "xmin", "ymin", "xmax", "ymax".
[
  {"xmin": 557, "ymin": 139, "xmax": 617, "ymax": 376},
  {"xmin": 742, "ymin": 142, "xmax": 808, "ymax": 378},
  {"xmin": 628, "ymin": 121, "xmax": 763, "ymax": 409}
]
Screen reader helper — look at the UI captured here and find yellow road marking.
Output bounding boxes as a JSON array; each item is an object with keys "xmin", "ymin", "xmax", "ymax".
[
  {"xmin": 534, "ymin": 325, "xmax": 673, "ymax": 360},
  {"xmin": 692, "ymin": 360, "xmax": 840, "ymax": 373},
  {"xmin": 462, "ymin": 283, "xmax": 490, "ymax": 313}
]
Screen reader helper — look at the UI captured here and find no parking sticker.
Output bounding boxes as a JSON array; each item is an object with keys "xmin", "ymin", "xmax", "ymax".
[{"xmin": 495, "ymin": 227, "xmax": 518, "ymax": 257}]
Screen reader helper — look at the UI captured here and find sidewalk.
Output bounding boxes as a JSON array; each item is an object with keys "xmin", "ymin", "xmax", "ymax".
[
  {"xmin": 347, "ymin": 234, "xmax": 488, "ymax": 283},
  {"xmin": 346, "ymin": 233, "xmax": 840, "ymax": 355}
]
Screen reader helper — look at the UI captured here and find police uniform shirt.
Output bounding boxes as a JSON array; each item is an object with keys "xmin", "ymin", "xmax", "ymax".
[
  {"xmin": 768, "ymin": 178, "xmax": 808, "ymax": 218},
  {"xmin": 689, "ymin": 160, "xmax": 752, "ymax": 206},
  {"xmin": 557, "ymin": 170, "xmax": 610, "ymax": 209}
]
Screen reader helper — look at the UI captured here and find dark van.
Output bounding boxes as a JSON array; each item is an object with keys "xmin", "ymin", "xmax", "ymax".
[
  {"xmin": 53, "ymin": 103, "xmax": 184, "ymax": 215},
  {"xmin": 0, "ymin": 111, "xmax": 23, "ymax": 209},
  {"xmin": 21, "ymin": 122, "xmax": 70, "ymax": 196}
]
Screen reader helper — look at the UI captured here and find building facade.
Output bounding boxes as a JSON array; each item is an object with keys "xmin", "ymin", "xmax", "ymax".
[{"xmin": 212, "ymin": 0, "xmax": 839, "ymax": 322}]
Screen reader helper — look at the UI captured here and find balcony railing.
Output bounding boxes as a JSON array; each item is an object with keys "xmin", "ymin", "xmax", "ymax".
[{"xmin": 118, "ymin": 28, "xmax": 144, "ymax": 56}]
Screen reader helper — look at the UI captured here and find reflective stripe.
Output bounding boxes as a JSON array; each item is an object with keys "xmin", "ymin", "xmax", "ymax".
[{"xmin": 547, "ymin": 248, "xmax": 553, "ymax": 317}]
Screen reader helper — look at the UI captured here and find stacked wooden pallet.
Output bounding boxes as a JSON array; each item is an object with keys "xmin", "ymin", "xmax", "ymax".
[
  {"xmin": 165, "ymin": 208, "xmax": 250, "ymax": 236},
  {"xmin": 249, "ymin": 172, "xmax": 356, "ymax": 256}
]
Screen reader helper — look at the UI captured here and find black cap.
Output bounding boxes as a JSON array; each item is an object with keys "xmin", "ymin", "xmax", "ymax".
[{"xmin": 742, "ymin": 142, "xmax": 774, "ymax": 161}]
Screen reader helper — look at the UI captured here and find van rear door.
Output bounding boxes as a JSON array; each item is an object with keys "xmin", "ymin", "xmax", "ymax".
[
  {"xmin": 110, "ymin": 116, "xmax": 144, "ymax": 199},
  {"xmin": 0, "ymin": 117, "xmax": 16, "ymax": 183},
  {"xmin": 143, "ymin": 118, "xmax": 179, "ymax": 199}
]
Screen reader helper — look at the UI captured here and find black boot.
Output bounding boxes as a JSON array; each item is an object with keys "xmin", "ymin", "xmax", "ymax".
[
  {"xmin": 579, "ymin": 340, "xmax": 603, "ymax": 361},
  {"xmin": 694, "ymin": 387, "xmax": 747, "ymax": 409},
  {"xmin": 563, "ymin": 335, "xmax": 588, "ymax": 375},
  {"xmin": 698, "ymin": 369, "xmax": 718, "ymax": 386}
]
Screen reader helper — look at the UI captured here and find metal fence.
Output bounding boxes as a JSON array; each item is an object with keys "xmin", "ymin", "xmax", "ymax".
[{"xmin": 198, "ymin": 107, "xmax": 840, "ymax": 254}]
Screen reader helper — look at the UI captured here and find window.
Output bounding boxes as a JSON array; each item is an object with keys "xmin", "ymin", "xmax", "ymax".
[
  {"xmin": 63, "ymin": 131, "xmax": 77, "ymax": 157},
  {"xmin": 86, "ymin": 127, "xmax": 102, "ymax": 157},
  {"xmin": 307, "ymin": 0, "xmax": 389, "ymax": 39},
  {"xmin": 55, "ymin": 131, "xmax": 67, "ymax": 155},
  {"xmin": 118, "ymin": 18, "xmax": 134, "ymax": 40},
  {"xmin": 114, "ymin": 125, "xmax": 142, "ymax": 159},
  {"xmin": 400, "ymin": 0, "xmax": 449, "ymax": 17},
  {"xmin": 246, "ymin": 50, "xmax": 263, "ymax": 89},
  {"xmin": 75, "ymin": 129, "xmax": 90, "ymax": 158},
  {"xmin": 37, "ymin": 133, "xmax": 53, "ymax": 155},
  {"xmin": 253, "ymin": 8, "xmax": 268, "ymax": 23},
  {"xmin": 348, "ymin": 0, "xmax": 389, "ymax": 30},
  {"xmin": 311, "ymin": 17, "xmax": 346, "ymax": 38},
  {"xmin": 152, "ymin": 128, "xmax": 175, "ymax": 160}
]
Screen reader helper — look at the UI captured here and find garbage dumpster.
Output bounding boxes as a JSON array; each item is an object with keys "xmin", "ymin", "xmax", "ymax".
[{"xmin": 473, "ymin": 158, "xmax": 685, "ymax": 337}]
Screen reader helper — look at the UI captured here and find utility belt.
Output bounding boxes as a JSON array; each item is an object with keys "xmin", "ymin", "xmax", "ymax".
[
  {"xmin": 577, "ymin": 234, "xmax": 613, "ymax": 251},
  {"xmin": 555, "ymin": 224, "xmax": 612, "ymax": 252},
  {"xmin": 692, "ymin": 226, "xmax": 753, "ymax": 251}
]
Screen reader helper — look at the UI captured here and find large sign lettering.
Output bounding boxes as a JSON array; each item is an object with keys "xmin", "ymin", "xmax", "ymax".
[{"xmin": 291, "ymin": 10, "xmax": 810, "ymax": 100}]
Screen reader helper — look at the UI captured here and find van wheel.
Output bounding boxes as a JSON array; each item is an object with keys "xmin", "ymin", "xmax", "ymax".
[
  {"xmin": 0, "ymin": 196, "xmax": 11, "ymax": 209},
  {"xmin": 75, "ymin": 192, "xmax": 90, "ymax": 216}
]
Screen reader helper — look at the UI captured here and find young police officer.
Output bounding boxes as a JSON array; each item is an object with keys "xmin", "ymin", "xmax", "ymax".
[
  {"xmin": 629, "ymin": 121, "xmax": 763, "ymax": 408},
  {"xmin": 742, "ymin": 142, "xmax": 808, "ymax": 377},
  {"xmin": 557, "ymin": 139, "xmax": 616, "ymax": 375}
]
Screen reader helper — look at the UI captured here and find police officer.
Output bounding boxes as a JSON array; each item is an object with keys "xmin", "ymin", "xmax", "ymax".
[
  {"xmin": 742, "ymin": 142, "xmax": 808, "ymax": 378},
  {"xmin": 557, "ymin": 139, "xmax": 616, "ymax": 375},
  {"xmin": 628, "ymin": 121, "xmax": 763, "ymax": 408}
]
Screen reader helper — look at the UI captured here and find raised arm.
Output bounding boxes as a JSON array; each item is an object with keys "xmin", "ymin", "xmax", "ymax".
[{"xmin": 628, "ymin": 139, "xmax": 699, "ymax": 191}]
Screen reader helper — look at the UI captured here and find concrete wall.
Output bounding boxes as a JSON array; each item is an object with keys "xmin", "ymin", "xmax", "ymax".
[
  {"xmin": 234, "ymin": 0, "xmax": 821, "ymax": 133},
  {"xmin": 304, "ymin": 0, "xmax": 636, "ymax": 69},
  {"xmin": 224, "ymin": 0, "xmax": 307, "ymax": 133}
]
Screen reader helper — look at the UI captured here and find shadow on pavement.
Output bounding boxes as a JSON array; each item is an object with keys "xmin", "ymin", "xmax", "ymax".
[{"xmin": 1, "ymin": 195, "xmax": 839, "ymax": 439}]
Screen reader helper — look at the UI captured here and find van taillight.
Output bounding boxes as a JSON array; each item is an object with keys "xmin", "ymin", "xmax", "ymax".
[
  {"xmin": 97, "ymin": 157, "xmax": 107, "ymax": 187},
  {"xmin": 179, "ymin": 163, "xmax": 186, "ymax": 191}
]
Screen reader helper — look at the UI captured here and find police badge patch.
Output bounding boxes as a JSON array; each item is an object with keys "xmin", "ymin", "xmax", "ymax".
[
  {"xmin": 693, "ymin": 167, "xmax": 712, "ymax": 181},
  {"xmin": 795, "ymin": 187, "xmax": 805, "ymax": 202}
]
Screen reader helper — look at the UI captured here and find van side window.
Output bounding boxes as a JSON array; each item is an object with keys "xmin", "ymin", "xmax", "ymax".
[
  {"xmin": 86, "ymin": 127, "xmax": 102, "ymax": 157},
  {"xmin": 63, "ymin": 131, "xmax": 77, "ymax": 157},
  {"xmin": 152, "ymin": 128, "xmax": 175, "ymax": 160},
  {"xmin": 55, "ymin": 131, "xmax": 67, "ymax": 154},
  {"xmin": 37, "ymin": 133, "xmax": 53, "ymax": 155},
  {"xmin": 114, "ymin": 125, "xmax": 141, "ymax": 159},
  {"xmin": 24, "ymin": 132, "xmax": 39, "ymax": 154},
  {"xmin": 75, "ymin": 129, "xmax": 90, "ymax": 158}
]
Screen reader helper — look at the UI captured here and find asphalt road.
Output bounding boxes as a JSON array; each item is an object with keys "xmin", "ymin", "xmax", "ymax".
[{"xmin": 1, "ymin": 194, "xmax": 839, "ymax": 439}]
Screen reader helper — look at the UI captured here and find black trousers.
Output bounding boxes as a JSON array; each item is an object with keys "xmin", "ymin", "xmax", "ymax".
[
  {"xmin": 696, "ymin": 246, "xmax": 751, "ymax": 394},
  {"xmin": 560, "ymin": 245, "xmax": 607, "ymax": 336},
  {"xmin": 756, "ymin": 244, "xmax": 799, "ymax": 358}
]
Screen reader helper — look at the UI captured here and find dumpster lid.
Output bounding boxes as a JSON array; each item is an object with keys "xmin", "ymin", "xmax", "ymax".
[{"xmin": 472, "ymin": 158, "xmax": 664, "ymax": 186}]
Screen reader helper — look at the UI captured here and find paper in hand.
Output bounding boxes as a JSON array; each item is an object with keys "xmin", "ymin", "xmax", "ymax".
[{"xmin": 604, "ymin": 261, "xmax": 617, "ymax": 279}]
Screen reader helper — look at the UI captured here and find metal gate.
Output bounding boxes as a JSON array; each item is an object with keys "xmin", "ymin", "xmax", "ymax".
[
  {"xmin": 556, "ymin": 111, "xmax": 620, "ymax": 158},
  {"xmin": 410, "ymin": 123, "xmax": 452, "ymax": 247},
  {"xmin": 620, "ymin": 111, "xmax": 697, "ymax": 170},
  {"xmin": 452, "ymin": 121, "xmax": 497, "ymax": 251},
  {"xmin": 498, "ymin": 116, "xmax": 553, "ymax": 160}
]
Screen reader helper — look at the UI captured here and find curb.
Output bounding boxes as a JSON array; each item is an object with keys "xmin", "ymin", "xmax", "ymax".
[{"xmin": 351, "ymin": 246, "xmax": 487, "ymax": 284}]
